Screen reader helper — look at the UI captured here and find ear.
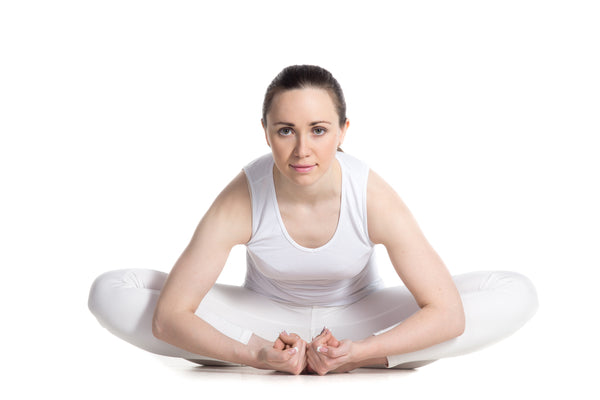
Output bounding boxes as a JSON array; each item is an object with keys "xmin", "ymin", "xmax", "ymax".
[
  {"xmin": 338, "ymin": 118, "xmax": 349, "ymax": 148},
  {"xmin": 262, "ymin": 118, "xmax": 271, "ymax": 148}
]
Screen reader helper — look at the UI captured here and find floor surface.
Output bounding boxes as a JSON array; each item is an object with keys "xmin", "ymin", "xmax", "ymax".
[{"xmin": 17, "ymin": 309, "xmax": 593, "ymax": 400}]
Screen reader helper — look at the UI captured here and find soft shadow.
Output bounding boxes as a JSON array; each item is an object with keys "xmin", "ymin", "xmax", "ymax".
[
  {"xmin": 155, "ymin": 356, "xmax": 419, "ymax": 382},
  {"xmin": 186, "ymin": 364, "xmax": 418, "ymax": 381}
]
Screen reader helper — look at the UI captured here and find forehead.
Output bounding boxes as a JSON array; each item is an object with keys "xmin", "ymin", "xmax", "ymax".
[{"xmin": 269, "ymin": 88, "xmax": 337, "ymax": 120}]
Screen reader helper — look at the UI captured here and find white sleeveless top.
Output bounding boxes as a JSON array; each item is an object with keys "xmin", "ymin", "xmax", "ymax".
[{"xmin": 242, "ymin": 152, "xmax": 383, "ymax": 306}]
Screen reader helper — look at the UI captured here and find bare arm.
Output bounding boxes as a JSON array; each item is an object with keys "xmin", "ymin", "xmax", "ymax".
[
  {"xmin": 151, "ymin": 171, "xmax": 253, "ymax": 363},
  {"xmin": 151, "ymin": 171, "xmax": 306, "ymax": 373},
  {"xmin": 307, "ymin": 170, "xmax": 465, "ymax": 373},
  {"xmin": 356, "ymin": 169, "xmax": 465, "ymax": 364}
]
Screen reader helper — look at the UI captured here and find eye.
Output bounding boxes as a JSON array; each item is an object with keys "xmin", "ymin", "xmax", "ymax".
[
  {"xmin": 277, "ymin": 128, "xmax": 294, "ymax": 136},
  {"xmin": 313, "ymin": 127, "xmax": 327, "ymax": 136}
]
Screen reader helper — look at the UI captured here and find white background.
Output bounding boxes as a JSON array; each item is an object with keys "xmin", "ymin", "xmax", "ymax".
[{"xmin": 1, "ymin": 1, "xmax": 598, "ymax": 398}]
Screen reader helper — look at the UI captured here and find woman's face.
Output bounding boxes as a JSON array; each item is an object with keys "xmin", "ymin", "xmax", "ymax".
[{"xmin": 263, "ymin": 88, "xmax": 349, "ymax": 188}]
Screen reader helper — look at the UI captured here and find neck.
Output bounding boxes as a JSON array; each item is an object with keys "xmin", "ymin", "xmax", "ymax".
[{"xmin": 273, "ymin": 160, "xmax": 341, "ymax": 205}]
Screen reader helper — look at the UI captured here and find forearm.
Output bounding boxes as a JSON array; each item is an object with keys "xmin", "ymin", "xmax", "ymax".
[
  {"xmin": 353, "ymin": 304, "xmax": 465, "ymax": 366},
  {"xmin": 152, "ymin": 311, "xmax": 261, "ymax": 367}
]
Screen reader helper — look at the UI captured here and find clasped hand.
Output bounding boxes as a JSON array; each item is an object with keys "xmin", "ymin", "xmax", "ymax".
[{"xmin": 264, "ymin": 328, "xmax": 357, "ymax": 375}]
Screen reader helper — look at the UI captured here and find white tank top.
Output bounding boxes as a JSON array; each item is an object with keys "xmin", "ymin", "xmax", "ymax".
[{"xmin": 242, "ymin": 152, "xmax": 383, "ymax": 306}]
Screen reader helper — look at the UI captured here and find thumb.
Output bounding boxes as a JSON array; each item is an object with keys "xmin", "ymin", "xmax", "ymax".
[
  {"xmin": 324, "ymin": 345, "xmax": 344, "ymax": 358},
  {"xmin": 316, "ymin": 328, "xmax": 333, "ymax": 343},
  {"xmin": 269, "ymin": 346, "xmax": 296, "ymax": 362},
  {"xmin": 318, "ymin": 328, "xmax": 339, "ymax": 347},
  {"xmin": 326, "ymin": 332, "xmax": 340, "ymax": 348},
  {"xmin": 326, "ymin": 339, "xmax": 350, "ymax": 358}
]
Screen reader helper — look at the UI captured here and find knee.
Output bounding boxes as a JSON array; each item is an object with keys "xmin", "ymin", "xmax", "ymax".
[
  {"xmin": 88, "ymin": 269, "xmax": 167, "ymax": 331},
  {"xmin": 88, "ymin": 269, "xmax": 137, "ymax": 323},
  {"xmin": 514, "ymin": 272, "xmax": 539, "ymax": 320},
  {"xmin": 489, "ymin": 271, "xmax": 539, "ymax": 322},
  {"xmin": 88, "ymin": 270, "xmax": 119, "ymax": 323}
]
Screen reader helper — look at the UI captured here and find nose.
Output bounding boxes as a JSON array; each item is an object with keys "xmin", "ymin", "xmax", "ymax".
[{"xmin": 294, "ymin": 133, "xmax": 311, "ymax": 157}]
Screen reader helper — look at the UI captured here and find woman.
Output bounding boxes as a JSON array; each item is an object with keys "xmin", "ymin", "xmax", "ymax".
[{"xmin": 88, "ymin": 65, "xmax": 538, "ymax": 375}]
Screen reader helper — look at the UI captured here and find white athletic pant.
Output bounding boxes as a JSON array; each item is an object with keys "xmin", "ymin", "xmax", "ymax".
[{"xmin": 88, "ymin": 270, "xmax": 538, "ymax": 368}]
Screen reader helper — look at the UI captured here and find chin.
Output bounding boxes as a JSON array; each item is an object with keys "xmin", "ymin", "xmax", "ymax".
[{"xmin": 286, "ymin": 173, "xmax": 319, "ymax": 186}]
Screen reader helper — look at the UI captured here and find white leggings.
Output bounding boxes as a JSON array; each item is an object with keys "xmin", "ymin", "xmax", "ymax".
[{"xmin": 88, "ymin": 270, "xmax": 538, "ymax": 368}]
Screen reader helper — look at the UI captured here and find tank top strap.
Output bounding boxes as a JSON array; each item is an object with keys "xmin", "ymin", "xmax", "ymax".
[
  {"xmin": 242, "ymin": 152, "xmax": 382, "ymax": 306},
  {"xmin": 242, "ymin": 153, "xmax": 275, "ymax": 240}
]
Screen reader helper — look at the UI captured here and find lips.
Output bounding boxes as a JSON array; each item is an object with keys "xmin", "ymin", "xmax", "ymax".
[{"xmin": 290, "ymin": 164, "xmax": 316, "ymax": 173}]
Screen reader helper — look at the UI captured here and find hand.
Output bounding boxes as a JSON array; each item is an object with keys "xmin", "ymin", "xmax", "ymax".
[
  {"xmin": 255, "ymin": 331, "xmax": 307, "ymax": 375},
  {"xmin": 306, "ymin": 328, "xmax": 357, "ymax": 375}
]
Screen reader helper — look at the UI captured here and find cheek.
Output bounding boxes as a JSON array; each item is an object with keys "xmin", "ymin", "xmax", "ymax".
[
  {"xmin": 271, "ymin": 139, "xmax": 290, "ymax": 156},
  {"xmin": 320, "ymin": 135, "xmax": 340, "ymax": 154},
  {"xmin": 270, "ymin": 140, "xmax": 291, "ymax": 164},
  {"xmin": 325, "ymin": 130, "xmax": 340, "ymax": 145}
]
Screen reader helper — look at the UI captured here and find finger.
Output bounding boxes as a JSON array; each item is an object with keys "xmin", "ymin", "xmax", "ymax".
[
  {"xmin": 310, "ymin": 328, "xmax": 325, "ymax": 342},
  {"xmin": 279, "ymin": 331, "xmax": 302, "ymax": 346},
  {"xmin": 308, "ymin": 341, "xmax": 335, "ymax": 374},
  {"xmin": 273, "ymin": 337, "xmax": 285, "ymax": 351},
  {"xmin": 319, "ymin": 328, "xmax": 340, "ymax": 346},
  {"xmin": 319, "ymin": 327, "xmax": 331, "ymax": 339},
  {"xmin": 267, "ymin": 347, "xmax": 293, "ymax": 363},
  {"xmin": 316, "ymin": 344, "xmax": 329, "ymax": 354},
  {"xmin": 310, "ymin": 333, "xmax": 333, "ymax": 357},
  {"xmin": 295, "ymin": 341, "xmax": 307, "ymax": 364},
  {"xmin": 326, "ymin": 333, "xmax": 340, "ymax": 348},
  {"xmin": 306, "ymin": 351, "xmax": 326, "ymax": 375},
  {"xmin": 312, "ymin": 329, "xmax": 332, "ymax": 346},
  {"xmin": 286, "ymin": 343, "xmax": 306, "ymax": 374},
  {"xmin": 322, "ymin": 346, "xmax": 344, "ymax": 358},
  {"xmin": 324, "ymin": 341, "xmax": 351, "ymax": 360},
  {"xmin": 310, "ymin": 348, "xmax": 347, "ymax": 375},
  {"xmin": 317, "ymin": 345, "xmax": 346, "ymax": 361}
]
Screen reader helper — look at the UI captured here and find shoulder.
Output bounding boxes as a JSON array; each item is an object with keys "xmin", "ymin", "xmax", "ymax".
[
  {"xmin": 336, "ymin": 151, "xmax": 369, "ymax": 174},
  {"xmin": 366, "ymin": 169, "xmax": 417, "ymax": 246},
  {"xmin": 217, "ymin": 152, "xmax": 272, "ymax": 214},
  {"xmin": 366, "ymin": 169, "xmax": 397, "ymax": 201},
  {"xmin": 214, "ymin": 169, "xmax": 252, "ymax": 208},
  {"xmin": 200, "ymin": 169, "xmax": 252, "ymax": 246},
  {"xmin": 243, "ymin": 153, "xmax": 274, "ymax": 182}
]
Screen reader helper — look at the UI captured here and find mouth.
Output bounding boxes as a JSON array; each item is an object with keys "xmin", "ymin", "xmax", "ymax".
[{"xmin": 290, "ymin": 164, "xmax": 316, "ymax": 173}]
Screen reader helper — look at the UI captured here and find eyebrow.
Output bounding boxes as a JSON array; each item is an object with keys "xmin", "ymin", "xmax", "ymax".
[{"xmin": 273, "ymin": 120, "xmax": 332, "ymax": 126}]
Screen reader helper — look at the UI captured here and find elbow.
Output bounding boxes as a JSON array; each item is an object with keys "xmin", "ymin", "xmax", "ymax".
[
  {"xmin": 454, "ymin": 311, "xmax": 466, "ymax": 338},
  {"xmin": 427, "ymin": 301, "xmax": 465, "ymax": 341},
  {"xmin": 152, "ymin": 310, "xmax": 167, "ymax": 341},
  {"xmin": 449, "ymin": 303, "xmax": 466, "ymax": 338},
  {"xmin": 152, "ymin": 307, "xmax": 192, "ymax": 342},
  {"xmin": 435, "ymin": 301, "xmax": 465, "ymax": 340}
]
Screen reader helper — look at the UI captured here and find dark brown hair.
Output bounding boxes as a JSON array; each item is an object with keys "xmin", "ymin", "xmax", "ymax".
[{"xmin": 262, "ymin": 65, "xmax": 347, "ymax": 128}]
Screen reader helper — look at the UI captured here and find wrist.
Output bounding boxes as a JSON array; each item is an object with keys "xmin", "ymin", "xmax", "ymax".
[
  {"xmin": 353, "ymin": 336, "xmax": 375, "ymax": 362},
  {"xmin": 240, "ymin": 334, "xmax": 272, "ymax": 368},
  {"xmin": 353, "ymin": 336, "xmax": 388, "ymax": 368}
]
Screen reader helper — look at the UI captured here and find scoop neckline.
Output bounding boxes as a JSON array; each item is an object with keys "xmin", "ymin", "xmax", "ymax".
[{"xmin": 270, "ymin": 154, "xmax": 345, "ymax": 253}]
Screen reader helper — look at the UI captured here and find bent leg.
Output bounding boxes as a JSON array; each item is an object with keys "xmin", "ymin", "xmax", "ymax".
[
  {"xmin": 88, "ymin": 269, "xmax": 312, "ymax": 364},
  {"xmin": 88, "ymin": 269, "xmax": 209, "ymax": 359},
  {"xmin": 385, "ymin": 271, "xmax": 539, "ymax": 368},
  {"xmin": 325, "ymin": 271, "xmax": 538, "ymax": 368}
]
